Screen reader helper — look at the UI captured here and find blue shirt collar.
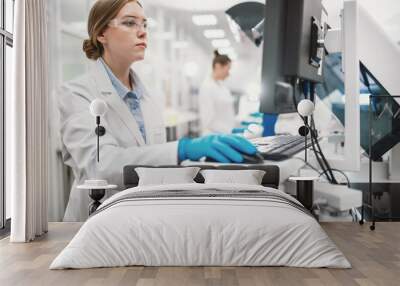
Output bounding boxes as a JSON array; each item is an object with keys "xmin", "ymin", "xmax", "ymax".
[{"xmin": 99, "ymin": 57, "xmax": 142, "ymax": 100}]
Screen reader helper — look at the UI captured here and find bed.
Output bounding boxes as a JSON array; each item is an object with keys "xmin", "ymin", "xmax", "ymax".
[{"xmin": 50, "ymin": 164, "xmax": 351, "ymax": 269}]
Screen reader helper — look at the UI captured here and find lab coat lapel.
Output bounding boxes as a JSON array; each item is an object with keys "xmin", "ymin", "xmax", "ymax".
[
  {"xmin": 91, "ymin": 60, "xmax": 146, "ymax": 146},
  {"xmin": 131, "ymin": 72, "xmax": 164, "ymax": 145},
  {"xmin": 140, "ymin": 96, "xmax": 168, "ymax": 144},
  {"xmin": 140, "ymin": 96, "xmax": 153, "ymax": 144}
]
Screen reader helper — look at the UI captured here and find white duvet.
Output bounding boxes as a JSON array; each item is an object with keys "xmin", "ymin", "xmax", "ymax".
[{"xmin": 50, "ymin": 183, "xmax": 351, "ymax": 269}]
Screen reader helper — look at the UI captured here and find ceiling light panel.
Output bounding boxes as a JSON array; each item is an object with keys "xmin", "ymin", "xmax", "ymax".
[
  {"xmin": 192, "ymin": 14, "xmax": 218, "ymax": 26},
  {"xmin": 203, "ymin": 29, "xmax": 226, "ymax": 39},
  {"xmin": 211, "ymin": 39, "xmax": 231, "ymax": 48}
]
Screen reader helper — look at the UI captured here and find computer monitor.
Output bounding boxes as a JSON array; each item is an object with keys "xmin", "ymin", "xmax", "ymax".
[
  {"xmin": 225, "ymin": 2, "xmax": 265, "ymax": 47},
  {"xmin": 259, "ymin": 0, "xmax": 326, "ymax": 114}
]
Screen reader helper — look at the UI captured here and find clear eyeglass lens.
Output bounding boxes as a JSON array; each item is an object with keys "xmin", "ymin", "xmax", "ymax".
[{"xmin": 111, "ymin": 19, "xmax": 147, "ymax": 31}]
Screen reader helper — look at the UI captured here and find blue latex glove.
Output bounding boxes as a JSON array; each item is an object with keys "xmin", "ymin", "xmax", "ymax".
[
  {"xmin": 231, "ymin": 127, "xmax": 246, "ymax": 134},
  {"xmin": 178, "ymin": 134, "xmax": 257, "ymax": 163},
  {"xmin": 263, "ymin": 113, "xmax": 278, "ymax": 136},
  {"xmin": 250, "ymin": 112, "xmax": 263, "ymax": 118},
  {"xmin": 240, "ymin": 121, "xmax": 260, "ymax": 126}
]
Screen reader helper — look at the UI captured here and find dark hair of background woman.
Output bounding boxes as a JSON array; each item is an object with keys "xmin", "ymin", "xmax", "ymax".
[{"xmin": 212, "ymin": 50, "xmax": 231, "ymax": 68}]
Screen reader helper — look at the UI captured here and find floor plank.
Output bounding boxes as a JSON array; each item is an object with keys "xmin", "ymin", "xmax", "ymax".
[{"xmin": 0, "ymin": 222, "xmax": 399, "ymax": 286}]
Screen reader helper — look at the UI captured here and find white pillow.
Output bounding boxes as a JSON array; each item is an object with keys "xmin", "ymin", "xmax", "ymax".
[
  {"xmin": 200, "ymin": 169, "xmax": 266, "ymax": 185},
  {"xmin": 135, "ymin": 167, "xmax": 201, "ymax": 186}
]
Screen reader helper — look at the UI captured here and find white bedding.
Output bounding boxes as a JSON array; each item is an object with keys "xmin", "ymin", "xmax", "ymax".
[{"xmin": 50, "ymin": 183, "xmax": 351, "ymax": 269}]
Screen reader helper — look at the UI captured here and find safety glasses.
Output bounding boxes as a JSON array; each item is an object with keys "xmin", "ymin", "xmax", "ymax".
[{"xmin": 108, "ymin": 17, "xmax": 147, "ymax": 32}]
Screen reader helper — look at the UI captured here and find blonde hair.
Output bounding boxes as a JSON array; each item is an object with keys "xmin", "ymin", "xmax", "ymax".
[{"xmin": 83, "ymin": 0, "xmax": 142, "ymax": 60}]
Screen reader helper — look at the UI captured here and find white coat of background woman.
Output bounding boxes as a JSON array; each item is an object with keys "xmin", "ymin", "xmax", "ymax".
[
  {"xmin": 198, "ymin": 51, "xmax": 236, "ymax": 135},
  {"xmin": 58, "ymin": 0, "xmax": 258, "ymax": 221}
]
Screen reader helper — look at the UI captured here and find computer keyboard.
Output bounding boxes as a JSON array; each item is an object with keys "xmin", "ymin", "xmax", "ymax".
[{"xmin": 249, "ymin": 135, "xmax": 313, "ymax": 161}]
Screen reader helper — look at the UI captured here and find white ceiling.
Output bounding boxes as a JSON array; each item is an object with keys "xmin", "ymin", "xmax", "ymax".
[
  {"xmin": 145, "ymin": 0, "xmax": 264, "ymax": 11},
  {"xmin": 59, "ymin": 0, "xmax": 400, "ymax": 63},
  {"xmin": 57, "ymin": 0, "xmax": 400, "ymax": 93},
  {"xmin": 145, "ymin": 0, "xmax": 400, "ymax": 45}
]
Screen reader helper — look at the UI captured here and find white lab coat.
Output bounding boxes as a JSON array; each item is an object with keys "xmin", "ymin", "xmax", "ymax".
[
  {"xmin": 59, "ymin": 59, "xmax": 178, "ymax": 222},
  {"xmin": 198, "ymin": 76, "xmax": 236, "ymax": 135}
]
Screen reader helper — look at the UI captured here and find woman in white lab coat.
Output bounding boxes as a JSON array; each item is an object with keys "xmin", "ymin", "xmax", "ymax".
[
  {"xmin": 59, "ymin": 0, "xmax": 257, "ymax": 221},
  {"xmin": 198, "ymin": 51, "xmax": 236, "ymax": 135}
]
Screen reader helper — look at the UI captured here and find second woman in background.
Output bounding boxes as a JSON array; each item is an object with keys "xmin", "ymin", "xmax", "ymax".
[{"xmin": 198, "ymin": 51, "xmax": 237, "ymax": 135}]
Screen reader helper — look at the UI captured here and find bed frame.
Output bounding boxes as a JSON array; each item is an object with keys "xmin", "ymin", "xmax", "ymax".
[{"xmin": 123, "ymin": 164, "xmax": 280, "ymax": 189}]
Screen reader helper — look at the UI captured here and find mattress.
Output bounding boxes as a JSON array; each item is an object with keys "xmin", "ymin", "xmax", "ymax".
[{"xmin": 50, "ymin": 183, "xmax": 351, "ymax": 269}]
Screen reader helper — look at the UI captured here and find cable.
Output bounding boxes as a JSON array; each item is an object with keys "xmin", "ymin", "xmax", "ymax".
[
  {"xmin": 291, "ymin": 77, "xmax": 300, "ymax": 113},
  {"xmin": 296, "ymin": 131, "xmax": 344, "ymax": 184},
  {"xmin": 306, "ymin": 82, "xmax": 338, "ymax": 184},
  {"xmin": 294, "ymin": 151, "xmax": 350, "ymax": 186},
  {"xmin": 291, "ymin": 78, "xmax": 342, "ymax": 184},
  {"xmin": 310, "ymin": 115, "xmax": 338, "ymax": 184},
  {"xmin": 309, "ymin": 82, "xmax": 339, "ymax": 184},
  {"xmin": 299, "ymin": 81, "xmax": 332, "ymax": 182},
  {"xmin": 309, "ymin": 125, "xmax": 331, "ymax": 181},
  {"xmin": 307, "ymin": 82, "xmax": 332, "ymax": 181},
  {"xmin": 299, "ymin": 155, "xmax": 349, "ymax": 185},
  {"xmin": 291, "ymin": 78, "xmax": 331, "ymax": 178},
  {"xmin": 308, "ymin": 81, "xmax": 315, "ymax": 102},
  {"xmin": 293, "ymin": 157, "xmax": 320, "ymax": 173},
  {"xmin": 319, "ymin": 168, "xmax": 350, "ymax": 186}
]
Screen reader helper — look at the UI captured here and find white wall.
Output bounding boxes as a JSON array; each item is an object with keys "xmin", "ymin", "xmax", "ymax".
[
  {"xmin": 322, "ymin": 0, "xmax": 343, "ymax": 29},
  {"xmin": 133, "ymin": 4, "xmax": 210, "ymax": 112},
  {"xmin": 361, "ymin": 0, "xmax": 400, "ymax": 45},
  {"xmin": 323, "ymin": 0, "xmax": 400, "ymax": 45}
]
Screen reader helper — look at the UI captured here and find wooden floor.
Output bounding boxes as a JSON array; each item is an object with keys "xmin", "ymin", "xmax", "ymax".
[{"xmin": 0, "ymin": 222, "xmax": 399, "ymax": 286}]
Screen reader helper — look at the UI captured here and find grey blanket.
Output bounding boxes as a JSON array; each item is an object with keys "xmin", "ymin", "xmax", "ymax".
[{"xmin": 92, "ymin": 189, "xmax": 312, "ymax": 218}]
